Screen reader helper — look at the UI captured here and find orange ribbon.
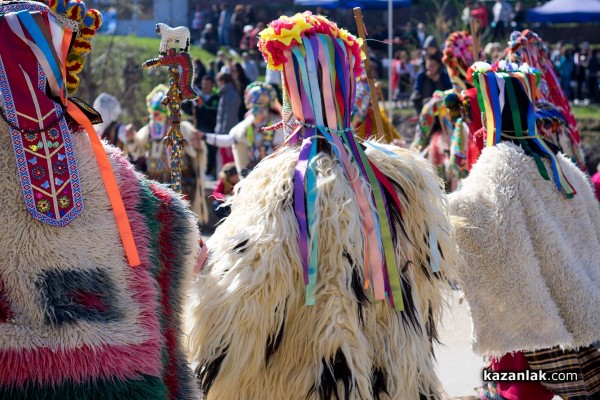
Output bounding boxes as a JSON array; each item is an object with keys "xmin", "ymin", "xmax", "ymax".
[{"xmin": 67, "ymin": 101, "xmax": 141, "ymax": 267}]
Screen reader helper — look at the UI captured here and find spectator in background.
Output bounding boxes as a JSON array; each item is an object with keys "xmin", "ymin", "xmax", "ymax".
[
  {"xmin": 215, "ymin": 50, "xmax": 226, "ymax": 71},
  {"xmin": 411, "ymin": 54, "xmax": 452, "ymax": 114},
  {"xmin": 193, "ymin": 59, "xmax": 207, "ymax": 90},
  {"xmin": 123, "ymin": 56, "xmax": 142, "ymax": 98},
  {"xmin": 211, "ymin": 162, "xmax": 239, "ymax": 219},
  {"xmin": 265, "ymin": 66, "xmax": 282, "ymax": 102},
  {"xmin": 232, "ymin": 62, "xmax": 251, "ymax": 120},
  {"xmin": 550, "ymin": 41, "xmax": 563, "ymax": 66},
  {"xmin": 241, "ymin": 52, "xmax": 259, "ymax": 82},
  {"xmin": 392, "ymin": 50, "xmax": 414, "ymax": 108},
  {"xmin": 249, "ymin": 21, "xmax": 265, "ymax": 51},
  {"xmin": 240, "ymin": 25, "xmax": 254, "ymax": 52},
  {"xmin": 200, "ymin": 23, "xmax": 218, "ymax": 54},
  {"xmin": 207, "ymin": 60, "xmax": 218, "ymax": 80},
  {"xmin": 422, "ymin": 35, "xmax": 442, "ymax": 67},
  {"xmin": 416, "ymin": 22, "xmax": 427, "ymax": 48},
  {"xmin": 574, "ymin": 42, "xmax": 591, "ymax": 104},
  {"xmin": 230, "ymin": 4, "xmax": 245, "ymax": 51},
  {"xmin": 215, "ymin": 72, "xmax": 240, "ymax": 166},
  {"xmin": 511, "ymin": 1, "xmax": 525, "ymax": 31},
  {"xmin": 243, "ymin": 5, "xmax": 256, "ymax": 26},
  {"xmin": 471, "ymin": 1, "xmax": 489, "ymax": 39},
  {"xmin": 182, "ymin": 75, "xmax": 220, "ymax": 180},
  {"xmin": 218, "ymin": 4, "xmax": 230, "ymax": 47},
  {"xmin": 208, "ymin": 4, "xmax": 219, "ymax": 29},
  {"xmin": 589, "ymin": 49, "xmax": 599, "ymax": 103},
  {"xmin": 402, "ymin": 21, "xmax": 419, "ymax": 48},
  {"xmin": 557, "ymin": 47, "xmax": 575, "ymax": 100},
  {"xmin": 492, "ymin": 0, "xmax": 512, "ymax": 41},
  {"xmin": 462, "ymin": 0, "xmax": 473, "ymax": 29},
  {"xmin": 191, "ymin": 4, "xmax": 204, "ymax": 45}
]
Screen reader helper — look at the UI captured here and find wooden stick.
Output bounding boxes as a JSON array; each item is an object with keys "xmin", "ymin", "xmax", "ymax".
[
  {"xmin": 353, "ymin": 7, "xmax": 385, "ymax": 138},
  {"xmin": 470, "ymin": 17, "xmax": 482, "ymax": 62}
]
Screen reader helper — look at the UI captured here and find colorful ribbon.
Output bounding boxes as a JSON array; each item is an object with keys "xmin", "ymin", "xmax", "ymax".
[
  {"xmin": 67, "ymin": 101, "xmax": 141, "ymax": 267},
  {"xmin": 284, "ymin": 33, "xmax": 410, "ymax": 310}
]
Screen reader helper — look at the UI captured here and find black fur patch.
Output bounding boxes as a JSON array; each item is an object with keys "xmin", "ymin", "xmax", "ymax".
[
  {"xmin": 372, "ymin": 367, "xmax": 390, "ymax": 400},
  {"xmin": 265, "ymin": 303, "xmax": 286, "ymax": 366},
  {"xmin": 399, "ymin": 274, "xmax": 423, "ymax": 337},
  {"xmin": 197, "ymin": 348, "xmax": 228, "ymax": 394},
  {"xmin": 344, "ymin": 252, "xmax": 368, "ymax": 325},
  {"xmin": 232, "ymin": 239, "xmax": 249, "ymax": 253},
  {"xmin": 310, "ymin": 349, "xmax": 353, "ymax": 400}
]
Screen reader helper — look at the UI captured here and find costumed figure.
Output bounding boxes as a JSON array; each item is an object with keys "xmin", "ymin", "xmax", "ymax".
[
  {"xmin": 0, "ymin": 1, "xmax": 201, "ymax": 399},
  {"xmin": 128, "ymin": 84, "xmax": 208, "ymax": 222},
  {"xmin": 410, "ymin": 91, "xmax": 456, "ymax": 190},
  {"xmin": 185, "ymin": 11, "xmax": 460, "ymax": 400},
  {"xmin": 505, "ymin": 29, "xmax": 585, "ymax": 170},
  {"xmin": 93, "ymin": 92, "xmax": 133, "ymax": 154},
  {"xmin": 200, "ymin": 81, "xmax": 284, "ymax": 176},
  {"xmin": 450, "ymin": 62, "xmax": 600, "ymax": 400},
  {"xmin": 441, "ymin": 31, "xmax": 484, "ymax": 183},
  {"xmin": 351, "ymin": 75, "xmax": 402, "ymax": 143}
]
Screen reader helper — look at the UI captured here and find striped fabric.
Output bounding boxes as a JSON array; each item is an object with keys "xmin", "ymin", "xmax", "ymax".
[{"xmin": 524, "ymin": 344, "xmax": 600, "ymax": 399}]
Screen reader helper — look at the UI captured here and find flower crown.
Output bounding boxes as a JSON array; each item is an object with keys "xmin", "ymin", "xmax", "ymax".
[
  {"xmin": 257, "ymin": 11, "xmax": 364, "ymax": 76},
  {"xmin": 442, "ymin": 31, "xmax": 478, "ymax": 89},
  {"xmin": 45, "ymin": 0, "xmax": 103, "ymax": 94}
]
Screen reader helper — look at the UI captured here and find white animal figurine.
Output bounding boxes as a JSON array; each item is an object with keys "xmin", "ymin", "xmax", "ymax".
[{"xmin": 156, "ymin": 23, "xmax": 190, "ymax": 54}]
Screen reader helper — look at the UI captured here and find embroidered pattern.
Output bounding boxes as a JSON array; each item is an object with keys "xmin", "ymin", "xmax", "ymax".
[{"xmin": 0, "ymin": 18, "xmax": 84, "ymax": 227}]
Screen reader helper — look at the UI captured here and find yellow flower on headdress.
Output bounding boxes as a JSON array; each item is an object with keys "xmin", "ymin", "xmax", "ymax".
[{"xmin": 258, "ymin": 11, "xmax": 365, "ymax": 75}]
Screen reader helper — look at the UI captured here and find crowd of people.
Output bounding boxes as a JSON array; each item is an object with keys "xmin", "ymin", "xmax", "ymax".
[{"xmin": 94, "ymin": 3, "xmax": 600, "ymax": 220}]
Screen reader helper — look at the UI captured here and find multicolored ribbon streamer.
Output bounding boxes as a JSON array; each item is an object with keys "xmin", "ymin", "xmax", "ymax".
[
  {"xmin": 284, "ymin": 33, "xmax": 409, "ymax": 310},
  {"xmin": 473, "ymin": 67, "xmax": 575, "ymax": 198}
]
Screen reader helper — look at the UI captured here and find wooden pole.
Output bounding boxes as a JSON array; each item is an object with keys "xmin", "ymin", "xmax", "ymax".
[
  {"xmin": 470, "ymin": 17, "xmax": 482, "ymax": 62},
  {"xmin": 353, "ymin": 7, "xmax": 385, "ymax": 138}
]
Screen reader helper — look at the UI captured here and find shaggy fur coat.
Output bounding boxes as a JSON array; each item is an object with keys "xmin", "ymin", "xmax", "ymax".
[
  {"xmin": 449, "ymin": 142, "xmax": 600, "ymax": 357},
  {"xmin": 185, "ymin": 143, "xmax": 460, "ymax": 400},
  {"xmin": 0, "ymin": 118, "xmax": 200, "ymax": 399}
]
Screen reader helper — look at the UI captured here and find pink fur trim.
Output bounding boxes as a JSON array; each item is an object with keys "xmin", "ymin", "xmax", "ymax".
[{"xmin": 0, "ymin": 149, "xmax": 162, "ymax": 386}]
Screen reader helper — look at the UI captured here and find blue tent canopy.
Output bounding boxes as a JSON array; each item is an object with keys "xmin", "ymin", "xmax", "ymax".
[
  {"xmin": 293, "ymin": 0, "xmax": 411, "ymax": 10},
  {"xmin": 527, "ymin": 0, "xmax": 600, "ymax": 23}
]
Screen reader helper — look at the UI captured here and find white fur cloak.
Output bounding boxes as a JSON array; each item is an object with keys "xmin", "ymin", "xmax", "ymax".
[
  {"xmin": 185, "ymin": 143, "xmax": 460, "ymax": 400},
  {"xmin": 449, "ymin": 142, "xmax": 600, "ymax": 357}
]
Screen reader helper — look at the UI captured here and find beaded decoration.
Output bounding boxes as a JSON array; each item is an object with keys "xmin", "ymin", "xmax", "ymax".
[{"xmin": 143, "ymin": 26, "xmax": 198, "ymax": 193}]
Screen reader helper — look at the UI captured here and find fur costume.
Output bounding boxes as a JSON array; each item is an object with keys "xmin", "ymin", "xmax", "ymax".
[
  {"xmin": 203, "ymin": 82, "xmax": 284, "ymax": 175},
  {"xmin": 185, "ymin": 12, "xmax": 459, "ymax": 400},
  {"xmin": 505, "ymin": 30, "xmax": 585, "ymax": 170},
  {"xmin": 128, "ymin": 85, "xmax": 208, "ymax": 223},
  {"xmin": 449, "ymin": 64, "xmax": 600, "ymax": 358},
  {"xmin": 0, "ymin": 2, "xmax": 200, "ymax": 398},
  {"xmin": 410, "ymin": 91, "xmax": 455, "ymax": 188},
  {"xmin": 450, "ymin": 142, "xmax": 600, "ymax": 356}
]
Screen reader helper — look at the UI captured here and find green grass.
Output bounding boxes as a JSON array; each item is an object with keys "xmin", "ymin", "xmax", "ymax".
[{"xmin": 572, "ymin": 104, "xmax": 600, "ymax": 121}]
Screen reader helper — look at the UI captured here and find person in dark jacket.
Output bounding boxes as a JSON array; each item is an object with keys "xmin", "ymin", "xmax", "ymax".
[
  {"xmin": 207, "ymin": 72, "xmax": 241, "ymax": 166},
  {"xmin": 182, "ymin": 75, "xmax": 220, "ymax": 179},
  {"xmin": 411, "ymin": 54, "xmax": 452, "ymax": 114}
]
